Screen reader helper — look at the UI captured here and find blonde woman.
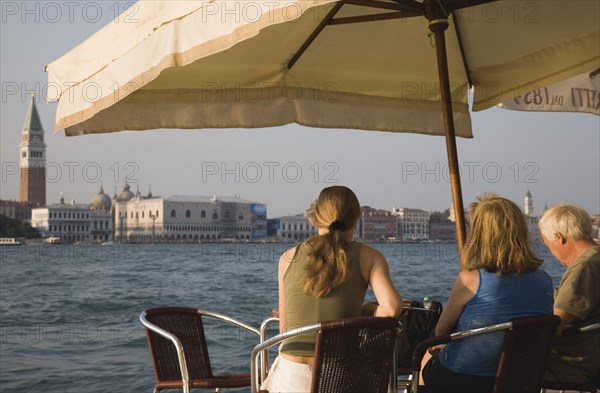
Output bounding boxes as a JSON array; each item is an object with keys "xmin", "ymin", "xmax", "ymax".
[
  {"xmin": 421, "ymin": 194, "xmax": 553, "ymax": 393},
  {"xmin": 264, "ymin": 186, "xmax": 403, "ymax": 393}
]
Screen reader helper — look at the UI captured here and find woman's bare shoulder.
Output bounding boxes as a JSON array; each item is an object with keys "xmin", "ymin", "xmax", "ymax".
[
  {"xmin": 357, "ymin": 243, "xmax": 384, "ymax": 259},
  {"xmin": 457, "ymin": 269, "xmax": 479, "ymax": 292},
  {"xmin": 279, "ymin": 245, "xmax": 298, "ymax": 265}
]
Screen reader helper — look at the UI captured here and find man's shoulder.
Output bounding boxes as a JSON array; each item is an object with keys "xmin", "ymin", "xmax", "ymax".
[{"xmin": 568, "ymin": 246, "xmax": 600, "ymax": 272}]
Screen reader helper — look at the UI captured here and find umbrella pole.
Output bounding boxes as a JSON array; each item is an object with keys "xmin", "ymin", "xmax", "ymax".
[{"xmin": 428, "ymin": 18, "xmax": 467, "ymax": 256}]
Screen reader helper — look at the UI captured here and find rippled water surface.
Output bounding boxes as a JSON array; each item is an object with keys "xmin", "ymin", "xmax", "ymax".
[{"xmin": 0, "ymin": 243, "xmax": 565, "ymax": 393}]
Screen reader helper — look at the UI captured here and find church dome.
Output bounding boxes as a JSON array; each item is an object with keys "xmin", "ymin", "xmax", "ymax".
[
  {"xmin": 91, "ymin": 186, "xmax": 112, "ymax": 210},
  {"xmin": 117, "ymin": 182, "xmax": 135, "ymax": 202}
]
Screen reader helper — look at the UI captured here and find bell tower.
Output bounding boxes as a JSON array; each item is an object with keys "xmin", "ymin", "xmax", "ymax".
[
  {"xmin": 20, "ymin": 94, "xmax": 46, "ymax": 206},
  {"xmin": 524, "ymin": 189, "xmax": 533, "ymax": 217}
]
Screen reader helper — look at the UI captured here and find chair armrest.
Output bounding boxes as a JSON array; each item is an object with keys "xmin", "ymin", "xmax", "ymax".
[
  {"xmin": 402, "ymin": 306, "xmax": 439, "ymax": 314},
  {"xmin": 259, "ymin": 317, "xmax": 280, "ymax": 383},
  {"xmin": 560, "ymin": 322, "xmax": 600, "ymax": 337},
  {"xmin": 197, "ymin": 308, "xmax": 260, "ymax": 337},
  {"xmin": 250, "ymin": 323, "xmax": 321, "ymax": 393},
  {"xmin": 409, "ymin": 320, "xmax": 514, "ymax": 393},
  {"xmin": 260, "ymin": 317, "xmax": 280, "ymax": 342},
  {"xmin": 411, "ymin": 335, "xmax": 451, "ymax": 371}
]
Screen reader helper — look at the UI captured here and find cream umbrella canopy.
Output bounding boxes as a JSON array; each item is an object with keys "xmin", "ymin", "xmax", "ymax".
[{"xmin": 46, "ymin": 0, "xmax": 600, "ymax": 249}]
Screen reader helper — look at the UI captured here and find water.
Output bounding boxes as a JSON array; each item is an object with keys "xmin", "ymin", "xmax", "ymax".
[{"xmin": 0, "ymin": 243, "xmax": 566, "ymax": 393}]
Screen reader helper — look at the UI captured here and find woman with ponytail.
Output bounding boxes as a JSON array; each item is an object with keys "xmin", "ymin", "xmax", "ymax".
[{"xmin": 262, "ymin": 186, "xmax": 403, "ymax": 392}]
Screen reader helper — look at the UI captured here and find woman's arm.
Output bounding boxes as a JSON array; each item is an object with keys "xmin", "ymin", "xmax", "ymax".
[
  {"xmin": 361, "ymin": 245, "xmax": 403, "ymax": 318},
  {"xmin": 435, "ymin": 270, "xmax": 478, "ymax": 336},
  {"xmin": 277, "ymin": 247, "xmax": 295, "ymax": 333}
]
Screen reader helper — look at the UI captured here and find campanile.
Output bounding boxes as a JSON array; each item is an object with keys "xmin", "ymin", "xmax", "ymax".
[{"xmin": 19, "ymin": 94, "xmax": 46, "ymax": 206}]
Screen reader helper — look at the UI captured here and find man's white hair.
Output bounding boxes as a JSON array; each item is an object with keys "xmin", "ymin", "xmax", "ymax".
[{"xmin": 538, "ymin": 203, "xmax": 592, "ymax": 241}]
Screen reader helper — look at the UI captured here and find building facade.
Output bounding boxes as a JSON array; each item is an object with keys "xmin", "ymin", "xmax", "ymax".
[
  {"xmin": 30, "ymin": 192, "xmax": 113, "ymax": 243},
  {"xmin": 360, "ymin": 207, "xmax": 397, "ymax": 241},
  {"xmin": 268, "ymin": 215, "xmax": 317, "ymax": 241},
  {"xmin": 20, "ymin": 95, "xmax": 46, "ymax": 207},
  {"xmin": 592, "ymin": 214, "xmax": 600, "ymax": 241},
  {"xmin": 429, "ymin": 219, "xmax": 456, "ymax": 241},
  {"xmin": 113, "ymin": 193, "xmax": 267, "ymax": 242},
  {"xmin": 393, "ymin": 207, "xmax": 430, "ymax": 240},
  {"xmin": 0, "ymin": 200, "xmax": 33, "ymax": 221}
]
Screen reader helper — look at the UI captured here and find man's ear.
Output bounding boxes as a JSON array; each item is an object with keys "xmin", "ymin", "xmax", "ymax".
[{"xmin": 555, "ymin": 232, "xmax": 567, "ymax": 245}]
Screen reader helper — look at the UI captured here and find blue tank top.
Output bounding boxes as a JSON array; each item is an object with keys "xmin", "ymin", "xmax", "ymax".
[{"xmin": 439, "ymin": 268, "xmax": 553, "ymax": 376}]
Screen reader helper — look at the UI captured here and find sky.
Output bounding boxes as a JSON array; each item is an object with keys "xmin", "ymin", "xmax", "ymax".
[{"xmin": 1, "ymin": 1, "xmax": 599, "ymax": 219}]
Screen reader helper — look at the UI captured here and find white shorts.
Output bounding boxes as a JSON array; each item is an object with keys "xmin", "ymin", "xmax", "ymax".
[{"xmin": 261, "ymin": 355, "xmax": 313, "ymax": 393}]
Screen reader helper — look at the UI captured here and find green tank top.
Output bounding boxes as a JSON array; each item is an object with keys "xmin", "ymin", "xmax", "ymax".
[{"xmin": 280, "ymin": 241, "xmax": 368, "ymax": 357}]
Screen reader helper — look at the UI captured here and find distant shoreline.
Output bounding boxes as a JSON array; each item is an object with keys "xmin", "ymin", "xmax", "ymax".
[{"xmin": 20, "ymin": 238, "xmax": 459, "ymax": 245}]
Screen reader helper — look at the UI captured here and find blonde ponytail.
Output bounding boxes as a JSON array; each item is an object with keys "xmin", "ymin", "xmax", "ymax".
[{"xmin": 301, "ymin": 186, "xmax": 360, "ymax": 297}]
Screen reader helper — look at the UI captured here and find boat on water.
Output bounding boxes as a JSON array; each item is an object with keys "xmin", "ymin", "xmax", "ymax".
[
  {"xmin": 0, "ymin": 237, "xmax": 24, "ymax": 246},
  {"xmin": 44, "ymin": 236, "xmax": 62, "ymax": 244}
]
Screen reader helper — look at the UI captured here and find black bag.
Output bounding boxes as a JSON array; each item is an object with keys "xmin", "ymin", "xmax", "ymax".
[{"xmin": 396, "ymin": 300, "xmax": 443, "ymax": 369}]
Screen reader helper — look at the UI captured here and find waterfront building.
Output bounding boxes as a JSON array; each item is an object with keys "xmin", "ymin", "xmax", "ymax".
[
  {"xmin": 89, "ymin": 186, "xmax": 114, "ymax": 242},
  {"xmin": 20, "ymin": 95, "xmax": 46, "ymax": 207},
  {"xmin": 360, "ymin": 207, "xmax": 397, "ymax": 241},
  {"xmin": 113, "ymin": 193, "xmax": 267, "ymax": 242},
  {"xmin": 268, "ymin": 215, "xmax": 316, "ymax": 241},
  {"xmin": 393, "ymin": 207, "xmax": 430, "ymax": 240},
  {"xmin": 0, "ymin": 200, "xmax": 33, "ymax": 221},
  {"xmin": 429, "ymin": 218, "xmax": 456, "ymax": 241},
  {"xmin": 30, "ymin": 192, "xmax": 113, "ymax": 243},
  {"xmin": 592, "ymin": 214, "xmax": 600, "ymax": 241}
]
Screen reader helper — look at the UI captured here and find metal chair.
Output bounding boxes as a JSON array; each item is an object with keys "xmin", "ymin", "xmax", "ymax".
[
  {"xmin": 408, "ymin": 315, "xmax": 560, "ymax": 393},
  {"xmin": 251, "ymin": 316, "xmax": 401, "ymax": 393},
  {"xmin": 541, "ymin": 323, "xmax": 600, "ymax": 393},
  {"xmin": 140, "ymin": 307, "xmax": 260, "ymax": 393}
]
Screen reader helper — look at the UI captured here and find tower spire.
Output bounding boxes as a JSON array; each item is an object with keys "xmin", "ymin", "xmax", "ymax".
[{"xmin": 22, "ymin": 94, "xmax": 44, "ymax": 133}]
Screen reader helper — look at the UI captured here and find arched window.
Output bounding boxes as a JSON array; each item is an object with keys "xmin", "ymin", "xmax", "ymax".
[
  {"xmin": 156, "ymin": 210, "xmax": 159, "ymax": 218},
  {"xmin": 171, "ymin": 210, "xmax": 176, "ymax": 218},
  {"xmin": 201, "ymin": 210, "xmax": 206, "ymax": 218},
  {"xmin": 212, "ymin": 213, "xmax": 218, "ymax": 220},
  {"xmin": 186, "ymin": 210, "xmax": 191, "ymax": 218}
]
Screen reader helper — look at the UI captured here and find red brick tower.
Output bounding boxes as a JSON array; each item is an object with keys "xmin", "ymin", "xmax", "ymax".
[{"xmin": 19, "ymin": 94, "xmax": 46, "ymax": 207}]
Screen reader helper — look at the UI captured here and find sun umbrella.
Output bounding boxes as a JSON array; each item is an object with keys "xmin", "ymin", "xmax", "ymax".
[{"xmin": 46, "ymin": 0, "xmax": 600, "ymax": 249}]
